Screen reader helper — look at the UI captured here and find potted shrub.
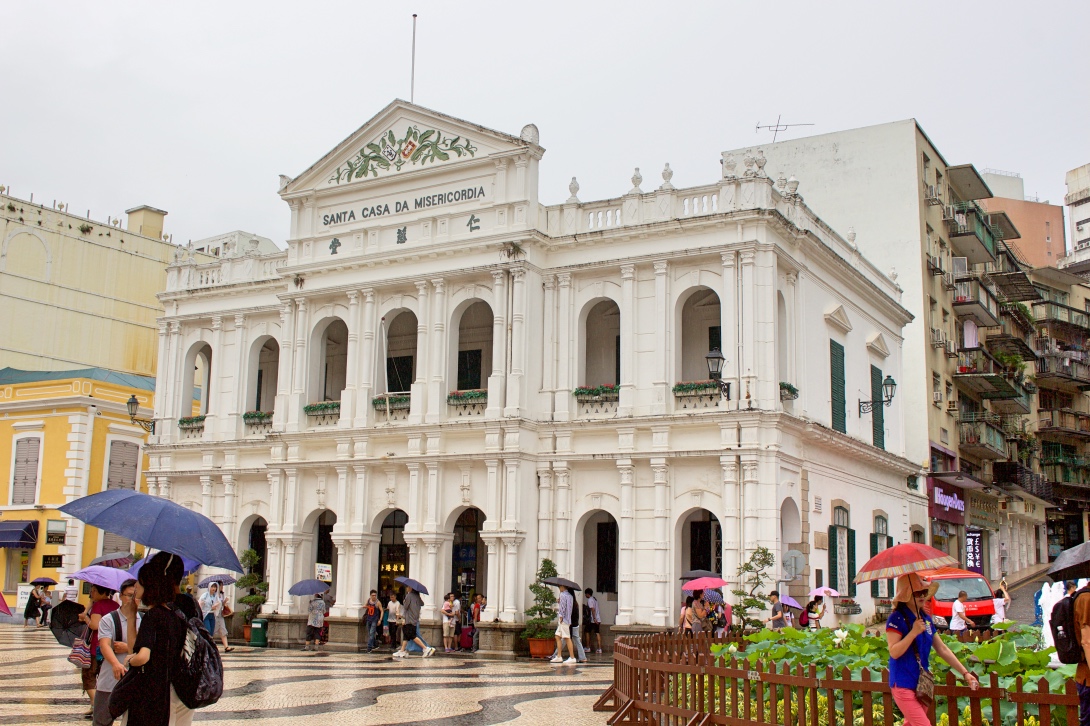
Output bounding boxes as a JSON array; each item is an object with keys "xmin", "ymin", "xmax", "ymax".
[
  {"xmin": 447, "ymin": 389, "xmax": 488, "ymax": 405},
  {"xmin": 573, "ymin": 384, "xmax": 618, "ymax": 401},
  {"xmin": 522, "ymin": 557, "xmax": 559, "ymax": 658},
  {"xmin": 778, "ymin": 381, "xmax": 799, "ymax": 400},
  {"xmin": 242, "ymin": 410, "xmax": 273, "ymax": 423},
  {"xmin": 303, "ymin": 401, "xmax": 341, "ymax": 416},
  {"xmin": 178, "ymin": 415, "xmax": 206, "ymax": 430},
  {"xmin": 672, "ymin": 380, "xmax": 719, "ymax": 397},
  {"xmin": 235, "ymin": 548, "xmax": 269, "ymax": 643}
]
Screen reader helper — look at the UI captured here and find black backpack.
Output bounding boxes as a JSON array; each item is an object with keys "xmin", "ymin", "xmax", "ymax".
[
  {"xmin": 171, "ymin": 607, "xmax": 224, "ymax": 709},
  {"xmin": 1051, "ymin": 587, "xmax": 1090, "ymax": 665}
]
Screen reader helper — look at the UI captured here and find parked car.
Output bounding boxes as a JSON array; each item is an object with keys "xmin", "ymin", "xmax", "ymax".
[{"xmin": 916, "ymin": 566, "xmax": 996, "ymax": 630}]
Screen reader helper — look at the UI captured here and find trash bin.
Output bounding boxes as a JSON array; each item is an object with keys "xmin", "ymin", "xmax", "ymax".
[{"xmin": 250, "ymin": 618, "xmax": 268, "ymax": 647}]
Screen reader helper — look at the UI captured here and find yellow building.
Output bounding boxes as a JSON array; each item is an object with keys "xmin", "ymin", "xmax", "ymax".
[{"xmin": 0, "ymin": 369, "xmax": 154, "ymax": 615}]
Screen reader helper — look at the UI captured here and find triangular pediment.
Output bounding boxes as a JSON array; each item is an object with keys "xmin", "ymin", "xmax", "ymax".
[
  {"xmin": 284, "ymin": 100, "xmax": 542, "ymax": 194},
  {"xmin": 866, "ymin": 332, "xmax": 891, "ymax": 358},
  {"xmin": 824, "ymin": 304, "xmax": 853, "ymax": 333}
]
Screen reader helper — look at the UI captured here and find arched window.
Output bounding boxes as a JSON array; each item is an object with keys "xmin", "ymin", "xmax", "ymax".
[
  {"xmin": 829, "ymin": 505, "xmax": 854, "ymax": 597},
  {"xmin": 875, "ymin": 515, "xmax": 888, "ymax": 536},
  {"xmin": 871, "ymin": 514, "xmax": 893, "ymax": 598},
  {"xmin": 833, "ymin": 506, "xmax": 850, "ymax": 528}
]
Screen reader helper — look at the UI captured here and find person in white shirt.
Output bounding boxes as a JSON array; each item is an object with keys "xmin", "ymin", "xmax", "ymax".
[
  {"xmin": 992, "ymin": 587, "xmax": 1011, "ymax": 624},
  {"xmin": 94, "ymin": 579, "xmax": 141, "ymax": 726},
  {"xmin": 950, "ymin": 590, "xmax": 969, "ymax": 632}
]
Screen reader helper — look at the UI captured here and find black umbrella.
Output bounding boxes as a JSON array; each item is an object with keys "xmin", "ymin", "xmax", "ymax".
[
  {"xmin": 1048, "ymin": 541, "xmax": 1090, "ymax": 582},
  {"xmin": 679, "ymin": 569, "xmax": 720, "ymax": 581},
  {"xmin": 543, "ymin": 576, "xmax": 580, "ymax": 591},
  {"xmin": 49, "ymin": 600, "xmax": 86, "ymax": 647}
]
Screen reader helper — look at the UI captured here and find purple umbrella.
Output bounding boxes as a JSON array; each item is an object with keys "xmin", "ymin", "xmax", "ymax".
[
  {"xmin": 30, "ymin": 577, "xmax": 57, "ymax": 586},
  {"xmin": 700, "ymin": 589, "xmax": 724, "ymax": 605},
  {"xmin": 779, "ymin": 595, "xmax": 802, "ymax": 610},
  {"xmin": 70, "ymin": 566, "xmax": 132, "ymax": 592}
]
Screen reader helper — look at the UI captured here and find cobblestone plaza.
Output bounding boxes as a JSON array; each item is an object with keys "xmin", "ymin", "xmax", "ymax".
[{"xmin": 0, "ymin": 627, "xmax": 611, "ymax": 725}]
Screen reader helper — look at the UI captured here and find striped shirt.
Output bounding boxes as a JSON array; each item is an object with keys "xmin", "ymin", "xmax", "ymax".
[{"xmin": 558, "ymin": 590, "xmax": 573, "ymax": 625}]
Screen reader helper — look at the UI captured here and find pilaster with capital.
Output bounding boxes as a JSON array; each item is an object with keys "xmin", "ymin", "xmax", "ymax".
[
  {"xmin": 480, "ymin": 534, "xmax": 502, "ymax": 621},
  {"xmin": 331, "ymin": 542, "xmax": 349, "ymax": 616},
  {"xmin": 341, "ymin": 291, "xmax": 360, "ymax": 425},
  {"xmin": 486, "ymin": 270, "xmax": 507, "ymax": 417},
  {"xmin": 280, "ymin": 539, "xmax": 300, "ymax": 613},
  {"xmin": 720, "ymin": 457, "xmax": 740, "ymax": 583},
  {"xmin": 505, "ymin": 267, "xmax": 526, "ymax": 416},
  {"xmin": 409, "ymin": 281, "xmax": 430, "ymax": 424},
  {"xmin": 553, "ymin": 464, "xmax": 570, "ymax": 576},
  {"xmin": 502, "ymin": 536, "xmax": 524, "ymax": 619},
  {"xmin": 616, "ymin": 459, "xmax": 635, "ymax": 625},
  {"xmin": 652, "ymin": 261, "xmax": 669, "ymax": 414},
  {"xmin": 426, "ymin": 278, "xmax": 447, "ymax": 423},
  {"xmin": 203, "ymin": 316, "xmax": 224, "ymax": 440},
  {"xmin": 200, "ymin": 474, "xmax": 214, "ymax": 518},
  {"xmin": 289, "ymin": 299, "xmax": 309, "ymax": 430},
  {"xmin": 274, "ymin": 303, "xmax": 294, "ymax": 428},
  {"xmin": 355, "ymin": 289, "xmax": 376, "ymax": 427},
  {"xmin": 153, "ymin": 322, "xmax": 170, "ymax": 428},
  {"xmin": 537, "ymin": 466, "xmax": 554, "ymax": 562},
  {"xmin": 720, "ymin": 252, "xmax": 739, "ymax": 410},
  {"xmin": 221, "ymin": 474, "xmax": 236, "ymax": 540},
  {"xmin": 169, "ymin": 321, "xmax": 184, "ymax": 433},
  {"xmin": 742, "ymin": 459, "xmax": 760, "ymax": 563},
  {"xmin": 785, "ymin": 271, "xmax": 799, "ymax": 395},
  {"xmin": 618, "ymin": 265, "xmax": 636, "ymax": 416},
  {"xmin": 651, "ymin": 459, "xmax": 670, "ymax": 625},
  {"xmin": 553, "ymin": 273, "xmax": 572, "ymax": 420},
  {"xmin": 739, "ymin": 250, "xmax": 757, "ymax": 397},
  {"xmin": 541, "ymin": 276, "xmax": 557, "ymax": 417}
]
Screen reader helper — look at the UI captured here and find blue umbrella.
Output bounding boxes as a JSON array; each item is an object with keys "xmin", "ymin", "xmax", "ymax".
[
  {"xmin": 394, "ymin": 576, "xmax": 429, "ymax": 595},
  {"xmin": 128, "ymin": 554, "xmax": 201, "ymax": 578},
  {"xmin": 70, "ymin": 566, "xmax": 133, "ymax": 592},
  {"xmin": 288, "ymin": 579, "xmax": 331, "ymax": 596},
  {"xmin": 60, "ymin": 490, "xmax": 243, "ymax": 573},
  {"xmin": 198, "ymin": 574, "xmax": 237, "ymax": 588}
]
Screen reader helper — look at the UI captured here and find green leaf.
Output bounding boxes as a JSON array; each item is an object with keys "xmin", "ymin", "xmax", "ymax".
[
  {"xmin": 420, "ymin": 129, "xmax": 434, "ymax": 142},
  {"xmin": 996, "ymin": 641, "xmax": 1017, "ymax": 667}
]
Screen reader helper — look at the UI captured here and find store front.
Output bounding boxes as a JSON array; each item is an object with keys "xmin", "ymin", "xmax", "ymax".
[
  {"xmin": 928, "ymin": 478, "xmax": 966, "ymax": 564},
  {"xmin": 966, "ymin": 493, "xmax": 1002, "ymax": 580},
  {"xmin": 1047, "ymin": 510, "xmax": 1086, "ymax": 561}
]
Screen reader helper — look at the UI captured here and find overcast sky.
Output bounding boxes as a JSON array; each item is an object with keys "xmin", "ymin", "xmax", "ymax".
[{"xmin": 2, "ymin": 1, "xmax": 1087, "ymax": 247}]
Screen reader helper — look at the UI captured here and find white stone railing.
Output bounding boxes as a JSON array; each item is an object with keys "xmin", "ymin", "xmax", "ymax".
[{"xmin": 166, "ymin": 252, "xmax": 287, "ymax": 292}]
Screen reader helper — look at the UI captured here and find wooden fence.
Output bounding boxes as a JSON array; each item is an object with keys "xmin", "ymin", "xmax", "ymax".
[{"xmin": 595, "ymin": 632, "xmax": 1080, "ymax": 726}]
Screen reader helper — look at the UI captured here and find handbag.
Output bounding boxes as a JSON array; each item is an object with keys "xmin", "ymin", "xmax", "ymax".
[
  {"xmin": 108, "ymin": 663, "xmax": 145, "ymax": 720},
  {"xmin": 67, "ymin": 625, "xmax": 93, "ymax": 669},
  {"xmin": 222, "ymin": 603, "xmax": 232, "ymax": 617},
  {"xmin": 912, "ymin": 637, "xmax": 935, "ymax": 708}
]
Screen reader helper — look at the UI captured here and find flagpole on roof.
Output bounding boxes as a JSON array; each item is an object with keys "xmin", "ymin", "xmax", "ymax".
[{"xmin": 410, "ymin": 14, "xmax": 418, "ymax": 104}]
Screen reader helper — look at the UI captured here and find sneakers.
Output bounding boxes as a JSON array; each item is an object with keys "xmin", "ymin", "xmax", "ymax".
[
  {"xmin": 549, "ymin": 656, "xmax": 564, "ymax": 664},
  {"xmin": 423, "ymin": 646, "xmax": 436, "ymax": 657},
  {"xmin": 564, "ymin": 657, "xmax": 577, "ymax": 664},
  {"xmin": 301, "ymin": 646, "xmax": 309, "ymax": 651},
  {"xmin": 391, "ymin": 650, "xmax": 405, "ymax": 658},
  {"xmin": 596, "ymin": 649, "xmax": 603, "ymax": 654}
]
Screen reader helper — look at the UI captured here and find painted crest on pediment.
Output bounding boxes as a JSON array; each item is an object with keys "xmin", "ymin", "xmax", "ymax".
[{"xmin": 328, "ymin": 126, "xmax": 478, "ymax": 185}]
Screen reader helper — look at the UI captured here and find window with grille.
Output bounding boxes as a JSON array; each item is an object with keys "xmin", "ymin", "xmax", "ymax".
[
  {"xmin": 828, "ymin": 506, "xmax": 855, "ymax": 596},
  {"xmin": 11, "ymin": 437, "xmax": 41, "ymax": 505},
  {"xmin": 101, "ymin": 441, "xmax": 139, "ymax": 554}
]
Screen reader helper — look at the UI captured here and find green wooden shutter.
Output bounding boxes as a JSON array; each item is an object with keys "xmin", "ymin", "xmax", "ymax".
[
  {"xmin": 830, "ymin": 341, "xmax": 846, "ymax": 433},
  {"xmin": 870, "ymin": 533, "xmax": 880, "ymax": 598},
  {"xmin": 887, "ymin": 535, "xmax": 895, "ymax": 598},
  {"xmin": 871, "ymin": 365, "xmax": 885, "ymax": 450},
  {"xmin": 847, "ymin": 528, "xmax": 857, "ymax": 597},
  {"xmin": 828, "ymin": 525, "xmax": 838, "ymax": 594}
]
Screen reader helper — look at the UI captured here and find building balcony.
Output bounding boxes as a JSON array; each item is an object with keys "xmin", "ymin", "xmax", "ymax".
[
  {"xmin": 945, "ymin": 201, "xmax": 997, "ymax": 264},
  {"xmin": 952, "ymin": 347, "xmax": 1021, "ymax": 399},
  {"xmin": 952, "ymin": 278, "xmax": 1000, "ymax": 326},
  {"xmin": 982, "ymin": 307, "xmax": 1037, "ymax": 362},
  {"xmin": 1038, "ymin": 408, "xmax": 1090, "ymax": 440},
  {"xmin": 993, "ymin": 461, "xmax": 1053, "ymax": 501},
  {"xmin": 987, "ymin": 382, "xmax": 1032, "ymax": 415},
  {"xmin": 983, "ymin": 254, "xmax": 1038, "ymax": 302},
  {"xmin": 1043, "ymin": 463, "xmax": 1090, "ymax": 487},
  {"xmin": 958, "ymin": 416, "xmax": 1008, "ymax": 459},
  {"xmin": 1035, "ymin": 353, "xmax": 1090, "ymax": 391},
  {"xmin": 1033, "ymin": 300, "xmax": 1090, "ymax": 337}
]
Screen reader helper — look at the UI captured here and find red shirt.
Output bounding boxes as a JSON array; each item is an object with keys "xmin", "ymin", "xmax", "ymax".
[
  {"xmin": 472, "ymin": 602, "xmax": 482, "ymax": 622},
  {"xmin": 89, "ymin": 599, "xmax": 119, "ymax": 657}
]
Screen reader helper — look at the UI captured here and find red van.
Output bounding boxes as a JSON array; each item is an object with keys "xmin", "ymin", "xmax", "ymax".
[{"xmin": 915, "ymin": 567, "xmax": 996, "ymax": 630}]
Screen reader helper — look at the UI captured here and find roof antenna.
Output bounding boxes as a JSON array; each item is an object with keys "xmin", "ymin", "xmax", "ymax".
[
  {"xmin": 410, "ymin": 14, "xmax": 418, "ymax": 104},
  {"xmin": 756, "ymin": 114, "xmax": 814, "ymax": 143}
]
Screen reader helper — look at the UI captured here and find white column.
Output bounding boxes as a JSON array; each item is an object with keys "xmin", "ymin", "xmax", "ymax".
[
  {"xmin": 422, "ymin": 540, "xmax": 440, "ymax": 621},
  {"xmin": 618, "ymin": 265, "xmax": 636, "ymax": 416},
  {"xmin": 426, "ymin": 463, "xmax": 440, "ymax": 528},
  {"xmin": 742, "ymin": 459, "xmax": 759, "ymax": 563},
  {"xmin": 221, "ymin": 474, "xmax": 236, "ymax": 542},
  {"xmin": 263, "ymin": 539, "xmax": 282, "ymax": 613},
  {"xmin": 351, "ymin": 463, "xmax": 369, "ymax": 533},
  {"xmin": 152, "ymin": 322, "xmax": 170, "ymax": 433},
  {"xmin": 407, "ymin": 464, "xmax": 423, "ymax": 527},
  {"xmin": 203, "ymin": 316, "xmax": 223, "ymax": 440},
  {"xmin": 785, "ymin": 272, "xmax": 798, "ymax": 385},
  {"xmin": 503, "ymin": 459, "xmax": 520, "ymax": 530},
  {"xmin": 720, "ymin": 458, "xmax": 740, "ymax": 586},
  {"xmin": 481, "ymin": 534, "xmax": 501, "ymax": 621},
  {"xmin": 169, "ymin": 321, "xmax": 184, "ymax": 428},
  {"xmin": 541, "ymin": 276, "xmax": 556, "ymax": 417},
  {"xmin": 427, "ymin": 279, "xmax": 446, "ymax": 423},
  {"xmin": 553, "ymin": 464, "xmax": 570, "ymax": 576},
  {"xmin": 485, "ymin": 459, "xmax": 501, "ymax": 529},
  {"xmin": 651, "ymin": 459, "xmax": 669, "ymax": 626},
  {"xmin": 409, "ymin": 281, "xmax": 429, "ymax": 424},
  {"xmin": 502, "ymin": 536, "xmax": 522, "ymax": 620},
  {"xmin": 721, "ymin": 252, "xmax": 738, "ymax": 408},
  {"xmin": 232, "ymin": 314, "xmax": 247, "ymax": 432},
  {"xmin": 341, "ymin": 291, "xmax": 360, "ymax": 425},
  {"xmin": 554, "ymin": 273, "xmax": 572, "ymax": 420},
  {"xmin": 332, "ymin": 542, "xmax": 348, "ymax": 616},
  {"xmin": 537, "ymin": 466, "xmax": 554, "ymax": 563},
  {"xmin": 652, "ymin": 261, "xmax": 669, "ymax": 414},
  {"xmin": 348, "ymin": 540, "xmax": 367, "ymax": 614},
  {"xmin": 274, "ymin": 303, "xmax": 293, "ymax": 428},
  {"xmin": 505, "ymin": 268, "xmax": 526, "ymax": 416},
  {"xmin": 487, "ymin": 270, "xmax": 507, "ymax": 417},
  {"xmin": 281, "ymin": 540, "xmax": 298, "ymax": 613},
  {"xmin": 616, "ymin": 459, "xmax": 635, "ymax": 625},
  {"xmin": 740, "ymin": 250, "xmax": 757, "ymax": 404},
  {"xmin": 200, "ymin": 474, "xmax": 213, "ymax": 518},
  {"xmin": 356, "ymin": 290, "xmax": 375, "ymax": 427},
  {"xmin": 289, "ymin": 299, "xmax": 308, "ymax": 431}
]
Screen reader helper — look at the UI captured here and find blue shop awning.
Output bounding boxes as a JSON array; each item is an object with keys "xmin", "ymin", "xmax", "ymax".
[{"xmin": 0, "ymin": 520, "xmax": 38, "ymax": 548}]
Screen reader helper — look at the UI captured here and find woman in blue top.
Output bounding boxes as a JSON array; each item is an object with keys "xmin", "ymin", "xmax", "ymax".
[{"xmin": 886, "ymin": 573, "xmax": 978, "ymax": 725}]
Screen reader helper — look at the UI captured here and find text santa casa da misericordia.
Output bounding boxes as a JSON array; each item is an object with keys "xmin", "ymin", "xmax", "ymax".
[{"xmin": 322, "ymin": 185, "xmax": 486, "ymax": 226}]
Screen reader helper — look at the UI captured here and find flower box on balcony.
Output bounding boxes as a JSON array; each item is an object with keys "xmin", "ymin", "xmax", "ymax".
[
  {"xmin": 779, "ymin": 382, "xmax": 799, "ymax": 400},
  {"xmin": 242, "ymin": 410, "xmax": 273, "ymax": 423},
  {"xmin": 834, "ymin": 598, "xmax": 862, "ymax": 615},
  {"xmin": 447, "ymin": 389, "xmax": 488, "ymax": 405},
  {"xmin": 303, "ymin": 401, "xmax": 341, "ymax": 416},
  {"xmin": 672, "ymin": 381, "xmax": 719, "ymax": 396},
  {"xmin": 178, "ymin": 415, "xmax": 206, "ymax": 430},
  {"xmin": 573, "ymin": 384, "xmax": 619, "ymax": 402},
  {"xmin": 372, "ymin": 395, "xmax": 411, "ymax": 411}
]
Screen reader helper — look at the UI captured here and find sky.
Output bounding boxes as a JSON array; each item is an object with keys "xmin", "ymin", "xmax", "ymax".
[{"xmin": 1, "ymin": 1, "xmax": 1087, "ymax": 247}]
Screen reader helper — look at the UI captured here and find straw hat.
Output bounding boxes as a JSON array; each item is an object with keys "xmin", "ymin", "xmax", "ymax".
[{"xmin": 891, "ymin": 572, "xmax": 939, "ymax": 603}]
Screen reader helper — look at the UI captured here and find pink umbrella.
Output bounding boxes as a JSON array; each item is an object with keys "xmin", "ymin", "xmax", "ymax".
[
  {"xmin": 808, "ymin": 587, "xmax": 839, "ymax": 598},
  {"xmin": 683, "ymin": 576, "xmax": 729, "ymax": 591},
  {"xmin": 0, "ymin": 595, "xmax": 10, "ymax": 616}
]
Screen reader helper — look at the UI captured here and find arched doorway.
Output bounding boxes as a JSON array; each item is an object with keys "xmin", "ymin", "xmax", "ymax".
[
  {"xmin": 382, "ymin": 312, "xmax": 418, "ymax": 394},
  {"xmin": 247, "ymin": 338, "xmax": 279, "ymax": 414},
  {"xmin": 248, "ymin": 517, "xmax": 268, "ymax": 582},
  {"xmin": 581, "ymin": 510, "xmax": 619, "ymax": 626},
  {"xmin": 679, "ymin": 509, "xmax": 722, "ymax": 575},
  {"xmin": 377, "ymin": 510, "xmax": 409, "ymax": 595},
  {"xmin": 677, "ymin": 288, "xmax": 722, "ymax": 382},
  {"xmin": 450, "ymin": 508, "xmax": 487, "ymax": 605},
  {"xmin": 314, "ymin": 511, "xmax": 336, "ymax": 587},
  {"xmin": 183, "ymin": 343, "xmax": 213, "ymax": 417},
  {"xmin": 316, "ymin": 319, "xmax": 348, "ymax": 402},
  {"xmin": 583, "ymin": 299, "xmax": 621, "ymax": 387},
  {"xmin": 450, "ymin": 301, "xmax": 494, "ymax": 393}
]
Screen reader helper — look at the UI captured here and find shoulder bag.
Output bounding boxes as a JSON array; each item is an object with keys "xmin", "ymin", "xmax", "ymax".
[
  {"xmin": 108, "ymin": 662, "xmax": 146, "ymax": 719},
  {"xmin": 912, "ymin": 633, "xmax": 935, "ymax": 708},
  {"xmin": 67, "ymin": 625, "xmax": 93, "ymax": 669}
]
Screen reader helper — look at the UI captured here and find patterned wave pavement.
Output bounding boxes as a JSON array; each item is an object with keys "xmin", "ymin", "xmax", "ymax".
[{"xmin": 0, "ymin": 625, "xmax": 612, "ymax": 724}]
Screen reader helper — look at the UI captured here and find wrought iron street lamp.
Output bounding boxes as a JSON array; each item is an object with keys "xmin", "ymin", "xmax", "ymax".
[
  {"xmin": 126, "ymin": 395, "xmax": 155, "ymax": 434},
  {"xmin": 859, "ymin": 375, "xmax": 897, "ymax": 415},
  {"xmin": 704, "ymin": 349, "xmax": 731, "ymax": 400}
]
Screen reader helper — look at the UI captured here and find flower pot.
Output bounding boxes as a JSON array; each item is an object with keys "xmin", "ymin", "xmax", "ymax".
[
  {"xmin": 527, "ymin": 637, "xmax": 556, "ymax": 659},
  {"xmin": 243, "ymin": 624, "xmax": 252, "ymax": 642}
]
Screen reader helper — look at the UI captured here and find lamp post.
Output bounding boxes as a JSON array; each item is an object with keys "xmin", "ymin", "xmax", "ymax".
[
  {"xmin": 859, "ymin": 375, "xmax": 897, "ymax": 415},
  {"xmin": 126, "ymin": 395, "xmax": 155, "ymax": 434},
  {"xmin": 705, "ymin": 349, "xmax": 731, "ymax": 400}
]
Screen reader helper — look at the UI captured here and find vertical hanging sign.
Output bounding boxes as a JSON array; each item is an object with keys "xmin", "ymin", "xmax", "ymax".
[{"xmin": 965, "ymin": 530, "xmax": 983, "ymax": 574}]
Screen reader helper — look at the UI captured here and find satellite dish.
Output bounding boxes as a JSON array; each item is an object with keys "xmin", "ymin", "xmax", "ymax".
[{"xmin": 782, "ymin": 550, "xmax": 806, "ymax": 581}]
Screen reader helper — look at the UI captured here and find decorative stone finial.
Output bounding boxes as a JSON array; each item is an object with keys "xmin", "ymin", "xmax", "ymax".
[
  {"xmin": 630, "ymin": 168, "xmax": 643, "ymax": 194},
  {"xmin": 776, "ymin": 173, "xmax": 787, "ymax": 191},
  {"xmin": 520, "ymin": 123, "xmax": 540, "ymax": 145},
  {"xmin": 889, "ymin": 267, "xmax": 899, "ymax": 283},
  {"xmin": 567, "ymin": 177, "xmax": 580, "ymax": 203},
  {"xmin": 660, "ymin": 163, "xmax": 675, "ymax": 191},
  {"xmin": 754, "ymin": 150, "xmax": 768, "ymax": 177},
  {"xmin": 721, "ymin": 153, "xmax": 737, "ymax": 179},
  {"xmin": 786, "ymin": 176, "xmax": 800, "ymax": 195},
  {"xmin": 743, "ymin": 153, "xmax": 756, "ymax": 177},
  {"xmin": 846, "ymin": 227, "xmax": 857, "ymax": 248}
]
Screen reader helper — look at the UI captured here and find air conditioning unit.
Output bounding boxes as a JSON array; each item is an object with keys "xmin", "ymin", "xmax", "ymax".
[
  {"xmin": 925, "ymin": 185, "xmax": 944, "ymax": 206},
  {"xmin": 946, "ymin": 400, "xmax": 958, "ymax": 413},
  {"xmin": 933, "ymin": 391, "xmax": 943, "ymax": 404},
  {"xmin": 930, "ymin": 328, "xmax": 945, "ymax": 347},
  {"xmin": 944, "ymin": 340, "xmax": 959, "ymax": 358},
  {"xmin": 942, "ymin": 271, "xmax": 956, "ymax": 291}
]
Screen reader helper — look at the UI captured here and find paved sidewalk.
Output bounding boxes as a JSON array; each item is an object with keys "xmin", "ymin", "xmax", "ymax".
[{"xmin": 0, "ymin": 625, "xmax": 612, "ymax": 725}]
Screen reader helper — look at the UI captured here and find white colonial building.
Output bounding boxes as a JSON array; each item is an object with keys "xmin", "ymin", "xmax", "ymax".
[{"xmin": 147, "ymin": 101, "xmax": 925, "ymax": 646}]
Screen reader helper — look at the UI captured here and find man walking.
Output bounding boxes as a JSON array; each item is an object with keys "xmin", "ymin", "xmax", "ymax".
[
  {"xmin": 584, "ymin": 588, "xmax": 603, "ymax": 653},
  {"xmin": 395, "ymin": 585, "xmax": 435, "ymax": 658},
  {"xmin": 364, "ymin": 590, "xmax": 384, "ymax": 653},
  {"xmin": 93, "ymin": 579, "xmax": 140, "ymax": 725},
  {"xmin": 303, "ymin": 590, "xmax": 328, "ymax": 651},
  {"xmin": 471, "ymin": 594, "xmax": 483, "ymax": 652},
  {"xmin": 950, "ymin": 590, "xmax": 969, "ymax": 634},
  {"xmin": 551, "ymin": 584, "xmax": 577, "ymax": 665},
  {"xmin": 387, "ymin": 591, "xmax": 403, "ymax": 648},
  {"xmin": 765, "ymin": 591, "xmax": 787, "ymax": 630}
]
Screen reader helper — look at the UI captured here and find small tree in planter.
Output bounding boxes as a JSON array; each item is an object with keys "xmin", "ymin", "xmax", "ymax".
[
  {"xmin": 729, "ymin": 546, "xmax": 775, "ymax": 633},
  {"xmin": 235, "ymin": 548, "xmax": 269, "ymax": 641},
  {"xmin": 522, "ymin": 557, "xmax": 559, "ymax": 657}
]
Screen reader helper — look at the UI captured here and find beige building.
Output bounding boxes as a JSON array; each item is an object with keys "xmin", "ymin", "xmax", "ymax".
[{"xmin": 980, "ymin": 170, "xmax": 1066, "ymax": 268}]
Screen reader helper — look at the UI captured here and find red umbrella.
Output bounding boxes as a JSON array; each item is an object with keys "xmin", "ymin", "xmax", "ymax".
[
  {"xmin": 854, "ymin": 542, "xmax": 957, "ymax": 583},
  {"xmin": 0, "ymin": 594, "xmax": 10, "ymax": 616},
  {"xmin": 683, "ymin": 576, "xmax": 729, "ymax": 591}
]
